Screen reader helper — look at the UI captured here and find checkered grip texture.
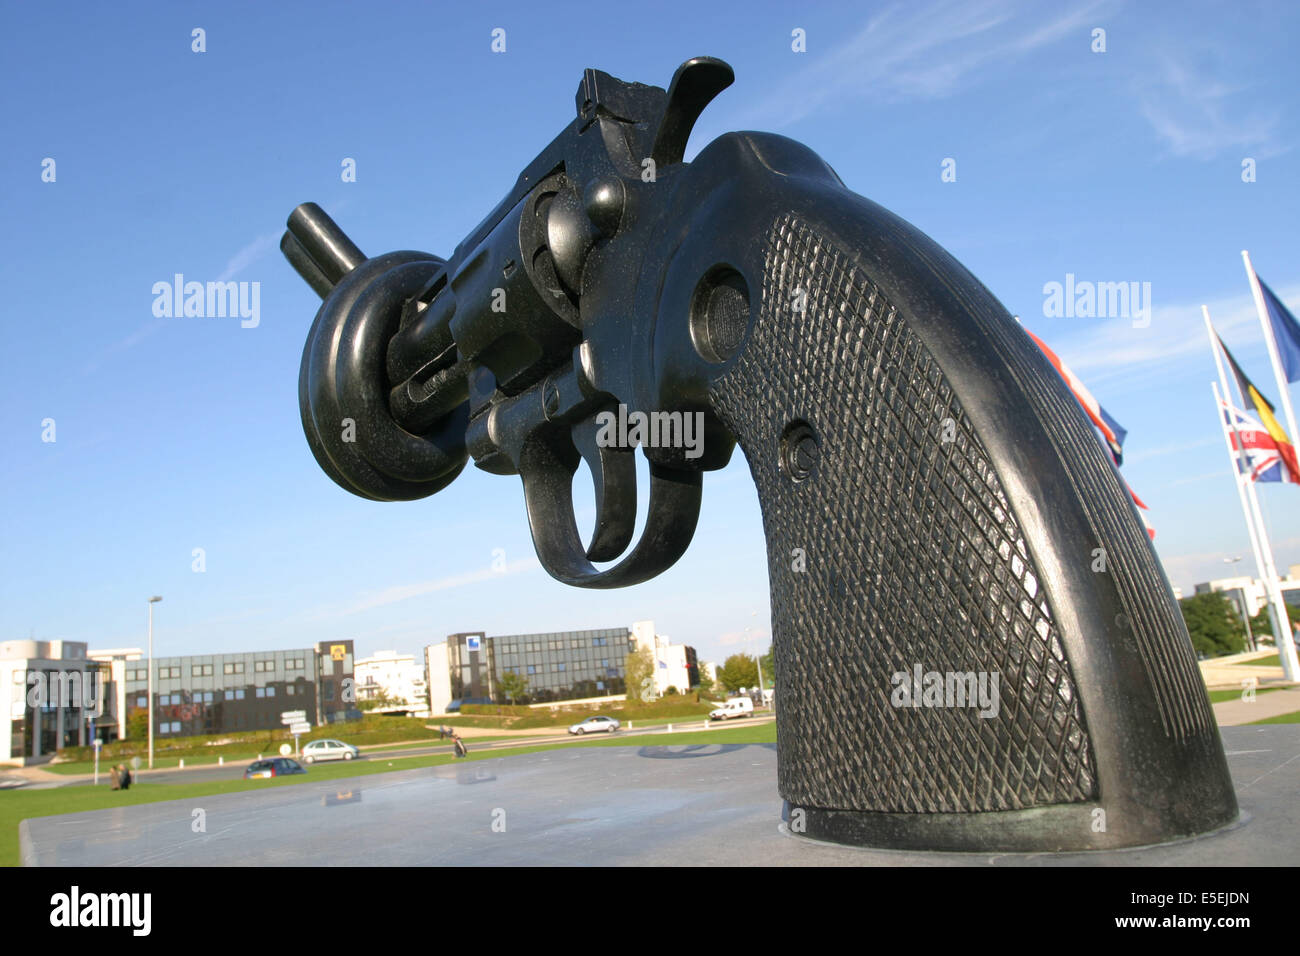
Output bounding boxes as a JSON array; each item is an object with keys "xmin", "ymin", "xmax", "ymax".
[{"xmin": 707, "ymin": 214, "xmax": 1098, "ymax": 812}]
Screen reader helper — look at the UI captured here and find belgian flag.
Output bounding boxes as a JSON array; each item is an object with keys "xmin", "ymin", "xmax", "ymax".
[{"xmin": 1219, "ymin": 335, "xmax": 1300, "ymax": 484}]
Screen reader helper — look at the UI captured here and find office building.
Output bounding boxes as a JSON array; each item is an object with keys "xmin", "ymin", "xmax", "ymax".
[
  {"xmin": 82, "ymin": 640, "xmax": 360, "ymax": 746},
  {"xmin": 425, "ymin": 620, "xmax": 696, "ymax": 712},
  {"xmin": 1, "ymin": 640, "xmax": 106, "ymax": 764}
]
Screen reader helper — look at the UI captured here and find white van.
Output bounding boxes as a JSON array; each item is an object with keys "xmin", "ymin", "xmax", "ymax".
[{"xmin": 709, "ymin": 697, "xmax": 754, "ymax": 721}]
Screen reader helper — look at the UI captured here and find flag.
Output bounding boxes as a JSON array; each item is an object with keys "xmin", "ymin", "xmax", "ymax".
[
  {"xmin": 1258, "ymin": 277, "xmax": 1300, "ymax": 383},
  {"xmin": 1024, "ymin": 327, "xmax": 1127, "ymax": 464},
  {"xmin": 1023, "ymin": 325, "xmax": 1151, "ymax": 536},
  {"xmin": 1217, "ymin": 335, "xmax": 1300, "ymax": 483},
  {"xmin": 1221, "ymin": 400, "xmax": 1298, "ymax": 484}
]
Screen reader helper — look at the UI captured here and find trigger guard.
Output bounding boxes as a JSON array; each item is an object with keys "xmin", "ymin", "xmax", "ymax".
[
  {"xmin": 519, "ymin": 439, "xmax": 702, "ymax": 589},
  {"xmin": 571, "ymin": 419, "xmax": 637, "ymax": 563}
]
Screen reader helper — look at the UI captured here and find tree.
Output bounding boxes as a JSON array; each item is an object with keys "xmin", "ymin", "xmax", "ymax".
[
  {"xmin": 1247, "ymin": 602, "xmax": 1300, "ymax": 640},
  {"xmin": 126, "ymin": 709, "xmax": 147, "ymax": 740},
  {"xmin": 499, "ymin": 670, "xmax": 529, "ymax": 705},
  {"xmin": 695, "ymin": 670, "xmax": 714, "ymax": 696},
  {"xmin": 358, "ymin": 689, "xmax": 399, "ymax": 711},
  {"xmin": 760, "ymin": 645, "xmax": 775, "ymax": 686},
  {"xmin": 1179, "ymin": 592, "xmax": 1245, "ymax": 658},
  {"xmin": 624, "ymin": 646, "xmax": 655, "ymax": 702},
  {"xmin": 718, "ymin": 653, "xmax": 758, "ymax": 692}
]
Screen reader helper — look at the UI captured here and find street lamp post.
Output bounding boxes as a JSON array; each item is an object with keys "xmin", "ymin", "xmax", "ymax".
[
  {"xmin": 1224, "ymin": 557, "xmax": 1255, "ymax": 652},
  {"xmin": 745, "ymin": 610, "xmax": 766, "ymax": 707},
  {"xmin": 147, "ymin": 596, "xmax": 162, "ymax": 770}
]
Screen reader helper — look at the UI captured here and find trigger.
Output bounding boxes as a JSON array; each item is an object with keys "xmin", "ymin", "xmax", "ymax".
[{"xmin": 571, "ymin": 417, "xmax": 637, "ymax": 563}]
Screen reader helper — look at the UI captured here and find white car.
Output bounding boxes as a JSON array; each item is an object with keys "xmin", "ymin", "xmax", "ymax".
[
  {"xmin": 301, "ymin": 738, "xmax": 360, "ymax": 763},
  {"xmin": 709, "ymin": 698, "xmax": 754, "ymax": 720},
  {"xmin": 568, "ymin": 716, "xmax": 620, "ymax": 735}
]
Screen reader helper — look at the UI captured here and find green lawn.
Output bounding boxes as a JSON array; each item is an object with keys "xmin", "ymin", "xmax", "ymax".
[
  {"xmin": 1233, "ymin": 654, "xmax": 1280, "ymax": 667},
  {"xmin": 1249, "ymin": 710, "xmax": 1300, "ymax": 725},
  {"xmin": 1, "ymin": 723, "xmax": 776, "ymax": 867},
  {"xmin": 1207, "ymin": 686, "xmax": 1284, "ymax": 704}
]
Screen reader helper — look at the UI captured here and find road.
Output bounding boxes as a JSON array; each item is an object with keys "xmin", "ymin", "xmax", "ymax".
[{"xmin": 29, "ymin": 714, "xmax": 777, "ymax": 788}]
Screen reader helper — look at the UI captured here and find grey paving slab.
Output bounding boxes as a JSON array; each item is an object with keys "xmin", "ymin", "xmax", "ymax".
[{"xmin": 20, "ymin": 726, "xmax": 1299, "ymax": 866}]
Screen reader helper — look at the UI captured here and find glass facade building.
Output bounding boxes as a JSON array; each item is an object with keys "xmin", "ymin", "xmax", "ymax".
[
  {"xmin": 120, "ymin": 640, "xmax": 360, "ymax": 737},
  {"xmin": 445, "ymin": 627, "xmax": 638, "ymax": 705}
]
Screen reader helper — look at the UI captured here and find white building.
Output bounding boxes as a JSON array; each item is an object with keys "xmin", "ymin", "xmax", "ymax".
[
  {"xmin": 1194, "ymin": 564, "xmax": 1300, "ymax": 623},
  {"xmin": 1, "ymin": 640, "xmax": 106, "ymax": 765},
  {"xmin": 87, "ymin": 647, "xmax": 143, "ymax": 742},
  {"xmin": 355, "ymin": 650, "xmax": 429, "ymax": 717},
  {"xmin": 426, "ymin": 643, "xmax": 452, "ymax": 716},
  {"xmin": 632, "ymin": 620, "xmax": 695, "ymax": 696}
]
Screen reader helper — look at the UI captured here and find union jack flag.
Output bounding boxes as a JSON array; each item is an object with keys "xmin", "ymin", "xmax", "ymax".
[{"xmin": 1222, "ymin": 400, "xmax": 1299, "ymax": 484}]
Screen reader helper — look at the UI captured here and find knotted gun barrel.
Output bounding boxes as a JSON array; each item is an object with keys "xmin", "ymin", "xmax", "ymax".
[{"xmin": 283, "ymin": 57, "xmax": 1237, "ymax": 852}]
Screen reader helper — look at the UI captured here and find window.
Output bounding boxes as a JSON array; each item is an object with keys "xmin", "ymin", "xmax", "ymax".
[
  {"xmin": 255, "ymin": 687, "xmax": 265, "ymax": 698},
  {"xmin": 225, "ymin": 689, "xmax": 245, "ymax": 701},
  {"xmin": 223, "ymin": 662, "xmax": 244, "ymax": 675},
  {"xmin": 593, "ymin": 637, "xmax": 607, "ymax": 646},
  {"xmin": 192, "ymin": 664, "xmax": 213, "ymax": 677},
  {"xmin": 287, "ymin": 658, "xmax": 303, "ymax": 670},
  {"xmin": 255, "ymin": 660, "xmax": 274, "ymax": 673},
  {"xmin": 526, "ymin": 665, "xmax": 536, "ymax": 675},
  {"xmin": 266, "ymin": 686, "xmax": 276, "ymax": 697},
  {"xmin": 286, "ymin": 685, "xmax": 295, "ymax": 696},
  {"xmin": 136, "ymin": 696, "xmax": 146, "ymax": 708}
]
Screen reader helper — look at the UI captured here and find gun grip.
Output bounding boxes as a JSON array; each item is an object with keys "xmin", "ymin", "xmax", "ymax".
[{"xmin": 667, "ymin": 133, "xmax": 1237, "ymax": 851}]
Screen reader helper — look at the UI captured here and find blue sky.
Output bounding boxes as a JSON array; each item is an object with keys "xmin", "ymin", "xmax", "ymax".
[{"xmin": 3, "ymin": 0, "xmax": 1298, "ymax": 668}]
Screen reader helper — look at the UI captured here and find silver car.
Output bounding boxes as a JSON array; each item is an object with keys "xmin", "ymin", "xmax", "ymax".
[
  {"xmin": 301, "ymin": 738, "xmax": 360, "ymax": 763},
  {"xmin": 568, "ymin": 716, "xmax": 620, "ymax": 735}
]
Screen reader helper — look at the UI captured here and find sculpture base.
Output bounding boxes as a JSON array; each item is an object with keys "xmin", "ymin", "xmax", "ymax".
[{"xmin": 781, "ymin": 801, "xmax": 1243, "ymax": 854}]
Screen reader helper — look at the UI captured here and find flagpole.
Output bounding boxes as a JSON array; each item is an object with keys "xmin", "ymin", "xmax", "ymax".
[
  {"xmin": 1203, "ymin": 308, "xmax": 1268, "ymax": 579},
  {"xmin": 1204, "ymin": 309, "xmax": 1300, "ymax": 680},
  {"xmin": 1243, "ymin": 250, "xmax": 1300, "ymax": 454}
]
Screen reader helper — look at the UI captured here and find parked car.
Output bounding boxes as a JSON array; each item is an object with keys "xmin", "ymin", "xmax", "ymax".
[
  {"xmin": 301, "ymin": 739, "xmax": 360, "ymax": 763},
  {"xmin": 244, "ymin": 757, "xmax": 307, "ymax": 779},
  {"xmin": 568, "ymin": 715, "xmax": 620, "ymax": 735},
  {"xmin": 709, "ymin": 698, "xmax": 754, "ymax": 721}
]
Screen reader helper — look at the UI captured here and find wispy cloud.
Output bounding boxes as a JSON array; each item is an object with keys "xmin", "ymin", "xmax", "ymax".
[
  {"xmin": 1163, "ymin": 469, "xmax": 1230, "ymax": 489},
  {"xmin": 1123, "ymin": 437, "xmax": 1220, "ymax": 464},
  {"xmin": 218, "ymin": 231, "xmax": 280, "ymax": 282},
  {"xmin": 312, "ymin": 556, "xmax": 542, "ymax": 618},
  {"xmin": 1135, "ymin": 53, "xmax": 1287, "ymax": 161},
  {"xmin": 1029, "ymin": 284, "xmax": 1300, "ymax": 390},
  {"xmin": 734, "ymin": 0, "xmax": 1110, "ymax": 128},
  {"xmin": 717, "ymin": 628, "xmax": 769, "ymax": 647},
  {"xmin": 83, "ymin": 316, "xmax": 171, "ymax": 373}
]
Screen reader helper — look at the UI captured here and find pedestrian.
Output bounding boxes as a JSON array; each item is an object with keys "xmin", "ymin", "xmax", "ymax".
[
  {"xmin": 119, "ymin": 764, "xmax": 132, "ymax": 790},
  {"xmin": 453, "ymin": 733, "xmax": 467, "ymax": 759},
  {"xmin": 109, "ymin": 764, "xmax": 122, "ymax": 791}
]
